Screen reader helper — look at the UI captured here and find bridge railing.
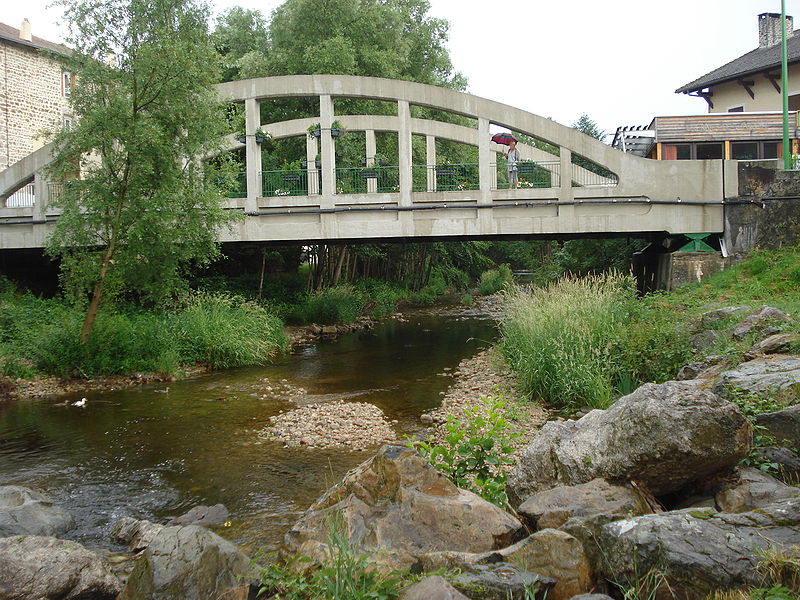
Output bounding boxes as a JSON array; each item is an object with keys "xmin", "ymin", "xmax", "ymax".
[
  {"xmin": 262, "ymin": 169, "xmax": 318, "ymax": 197},
  {"xmin": 336, "ymin": 165, "xmax": 400, "ymax": 194}
]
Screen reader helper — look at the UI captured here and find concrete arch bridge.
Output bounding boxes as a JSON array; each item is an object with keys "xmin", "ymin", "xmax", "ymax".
[{"xmin": 0, "ymin": 75, "xmax": 731, "ymax": 249}]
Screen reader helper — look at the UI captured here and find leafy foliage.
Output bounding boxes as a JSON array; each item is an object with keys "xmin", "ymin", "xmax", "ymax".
[
  {"xmin": 415, "ymin": 397, "xmax": 519, "ymax": 507},
  {"xmin": 47, "ymin": 0, "xmax": 240, "ymax": 340}
]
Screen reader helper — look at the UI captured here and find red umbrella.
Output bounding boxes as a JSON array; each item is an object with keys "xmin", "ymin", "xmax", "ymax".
[{"xmin": 491, "ymin": 132, "xmax": 517, "ymax": 145}]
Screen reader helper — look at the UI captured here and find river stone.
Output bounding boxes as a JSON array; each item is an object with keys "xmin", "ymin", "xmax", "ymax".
[
  {"xmin": 0, "ymin": 485, "xmax": 75, "ymax": 537},
  {"xmin": 743, "ymin": 332, "xmax": 800, "ymax": 360},
  {"xmin": 755, "ymin": 403, "xmax": 800, "ymax": 449},
  {"xmin": 699, "ymin": 306, "xmax": 752, "ymax": 329},
  {"xmin": 754, "ymin": 446, "xmax": 800, "ymax": 481},
  {"xmin": 689, "ymin": 329, "xmax": 721, "ymax": 352},
  {"xmin": 419, "ymin": 529, "xmax": 591, "ymax": 600},
  {"xmin": 506, "ymin": 381, "xmax": 751, "ymax": 507},
  {"xmin": 167, "ymin": 503, "xmax": 229, "ymax": 527},
  {"xmin": 282, "ymin": 445, "xmax": 524, "ymax": 571},
  {"xmin": 714, "ymin": 467, "xmax": 800, "ymax": 513},
  {"xmin": 733, "ymin": 306, "xmax": 792, "ymax": 340},
  {"xmin": 118, "ymin": 524, "xmax": 251, "ymax": 600},
  {"xmin": 0, "ymin": 535, "xmax": 121, "ymax": 599},
  {"xmin": 111, "ymin": 517, "xmax": 166, "ymax": 552},
  {"xmin": 450, "ymin": 564, "xmax": 554, "ymax": 600},
  {"xmin": 713, "ymin": 357, "xmax": 800, "ymax": 402},
  {"xmin": 517, "ymin": 478, "xmax": 651, "ymax": 530},
  {"xmin": 596, "ymin": 497, "xmax": 800, "ymax": 600},
  {"xmin": 399, "ymin": 576, "xmax": 471, "ymax": 600}
]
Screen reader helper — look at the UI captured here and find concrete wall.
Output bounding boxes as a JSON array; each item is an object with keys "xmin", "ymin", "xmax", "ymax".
[
  {"xmin": 0, "ymin": 39, "xmax": 69, "ymax": 171},
  {"xmin": 725, "ymin": 162, "xmax": 800, "ymax": 253}
]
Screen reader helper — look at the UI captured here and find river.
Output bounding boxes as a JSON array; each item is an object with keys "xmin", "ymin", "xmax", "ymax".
[{"xmin": 0, "ymin": 304, "xmax": 498, "ymax": 553}]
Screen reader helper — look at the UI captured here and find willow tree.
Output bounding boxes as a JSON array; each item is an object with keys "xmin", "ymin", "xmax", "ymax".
[{"xmin": 47, "ymin": 0, "xmax": 239, "ymax": 342}]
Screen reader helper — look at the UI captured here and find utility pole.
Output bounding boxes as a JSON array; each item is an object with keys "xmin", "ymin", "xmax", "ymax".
[{"xmin": 782, "ymin": 0, "xmax": 791, "ymax": 170}]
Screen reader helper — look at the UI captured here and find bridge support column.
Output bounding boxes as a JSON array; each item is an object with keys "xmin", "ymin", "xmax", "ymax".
[
  {"xmin": 557, "ymin": 147, "xmax": 574, "ymax": 227},
  {"xmin": 366, "ymin": 129, "xmax": 377, "ymax": 193},
  {"xmin": 244, "ymin": 98, "xmax": 262, "ymax": 212},
  {"xmin": 306, "ymin": 136, "xmax": 319, "ymax": 195},
  {"xmin": 426, "ymin": 135, "xmax": 436, "ymax": 192},
  {"xmin": 398, "ymin": 100, "xmax": 413, "ymax": 234}
]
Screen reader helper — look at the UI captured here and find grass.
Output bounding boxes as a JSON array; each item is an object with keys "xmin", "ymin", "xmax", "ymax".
[
  {"xmin": 0, "ymin": 290, "xmax": 288, "ymax": 378},
  {"xmin": 498, "ymin": 272, "xmax": 679, "ymax": 410},
  {"xmin": 498, "ymin": 245, "xmax": 800, "ymax": 412}
]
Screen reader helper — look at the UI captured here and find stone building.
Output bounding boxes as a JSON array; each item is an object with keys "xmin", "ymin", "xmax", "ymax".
[{"xmin": 0, "ymin": 19, "xmax": 71, "ymax": 172}]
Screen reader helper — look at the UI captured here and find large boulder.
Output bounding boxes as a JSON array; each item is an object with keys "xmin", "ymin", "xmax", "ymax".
[
  {"xmin": 755, "ymin": 403, "xmax": 800, "ymax": 449},
  {"xmin": 517, "ymin": 479, "xmax": 651, "ymax": 530},
  {"xmin": 167, "ymin": 503, "xmax": 229, "ymax": 527},
  {"xmin": 118, "ymin": 524, "xmax": 251, "ymax": 600},
  {"xmin": 595, "ymin": 497, "xmax": 800, "ymax": 600},
  {"xmin": 0, "ymin": 535, "xmax": 121, "ymax": 600},
  {"xmin": 283, "ymin": 445, "xmax": 523, "ymax": 571},
  {"xmin": 714, "ymin": 467, "xmax": 800, "ymax": 513},
  {"xmin": 0, "ymin": 486, "xmax": 75, "ymax": 537},
  {"xmin": 713, "ymin": 357, "xmax": 800, "ymax": 402},
  {"xmin": 419, "ymin": 530, "xmax": 591, "ymax": 600},
  {"xmin": 507, "ymin": 381, "xmax": 751, "ymax": 507}
]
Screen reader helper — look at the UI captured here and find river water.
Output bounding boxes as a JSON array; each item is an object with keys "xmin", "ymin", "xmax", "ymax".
[{"xmin": 0, "ymin": 305, "xmax": 498, "ymax": 553}]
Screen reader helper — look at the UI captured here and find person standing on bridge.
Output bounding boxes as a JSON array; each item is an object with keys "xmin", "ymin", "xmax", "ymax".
[{"xmin": 503, "ymin": 139, "xmax": 520, "ymax": 189}]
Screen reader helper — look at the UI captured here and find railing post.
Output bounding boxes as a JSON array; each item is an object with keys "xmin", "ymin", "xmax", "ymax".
[
  {"xmin": 558, "ymin": 147, "xmax": 574, "ymax": 224},
  {"xmin": 398, "ymin": 100, "xmax": 412, "ymax": 207},
  {"xmin": 306, "ymin": 135, "xmax": 319, "ymax": 195},
  {"xmin": 33, "ymin": 172, "xmax": 48, "ymax": 222},
  {"xmin": 366, "ymin": 129, "xmax": 377, "ymax": 193},
  {"xmin": 426, "ymin": 135, "xmax": 436, "ymax": 192},
  {"xmin": 244, "ymin": 98, "xmax": 262, "ymax": 212},
  {"xmin": 478, "ymin": 118, "xmax": 492, "ymax": 234},
  {"xmin": 320, "ymin": 94, "xmax": 335, "ymax": 206}
]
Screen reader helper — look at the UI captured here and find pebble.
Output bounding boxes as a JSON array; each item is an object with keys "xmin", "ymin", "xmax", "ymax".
[{"xmin": 261, "ymin": 400, "xmax": 397, "ymax": 450}]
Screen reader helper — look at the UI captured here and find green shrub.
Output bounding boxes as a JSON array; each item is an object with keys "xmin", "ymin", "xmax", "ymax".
[
  {"xmin": 414, "ymin": 397, "xmax": 519, "ymax": 507},
  {"xmin": 499, "ymin": 273, "xmax": 639, "ymax": 410},
  {"xmin": 477, "ymin": 264, "xmax": 513, "ymax": 295},
  {"xmin": 461, "ymin": 294, "xmax": 474, "ymax": 306},
  {"xmin": 301, "ymin": 285, "xmax": 365, "ymax": 324},
  {"xmin": 175, "ymin": 292, "xmax": 287, "ymax": 369}
]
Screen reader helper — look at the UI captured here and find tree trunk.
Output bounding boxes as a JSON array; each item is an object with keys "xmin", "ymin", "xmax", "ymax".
[
  {"xmin": 79, "ymin": 246, "xmax": 114, "ymax": 343},
  {"xmin": 333, "ymin": 246, "xmax": 347, "ymax": 286}
]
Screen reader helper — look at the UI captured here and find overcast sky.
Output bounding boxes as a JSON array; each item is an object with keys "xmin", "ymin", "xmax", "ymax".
[{"xmin": 5, "ymin": 1, "xmax": 799, "ymax": 137}]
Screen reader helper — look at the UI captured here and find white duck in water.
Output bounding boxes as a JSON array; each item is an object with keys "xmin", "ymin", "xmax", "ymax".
[{"xmin": 72, "ymin": 398, "xmax": 87, "ymax": 407}]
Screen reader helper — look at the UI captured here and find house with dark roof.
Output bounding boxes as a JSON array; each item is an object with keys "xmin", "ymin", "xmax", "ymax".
[
  {"xmin": 613, "ymin": 13, "xmax": 800, "ymax": 162},
  {"xmin": 0, "ymin": 19, "xmax": 72, "ymax": 177}
]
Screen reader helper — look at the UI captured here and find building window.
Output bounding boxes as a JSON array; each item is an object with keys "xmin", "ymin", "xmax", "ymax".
[
  {"xmin": 63, "ymin": 117, "xmax": 73, "ymax": 131},
  {"xmin": 62, "ymin": 71, "xmax": 73, "ymax": 97},
  {"xmin": 763, "ymin": 141, "xmax": 782, "ymax": 159},
  {"xmin": 731, "ymin": 142, "xmax": 759, "ymax": 160},
  {"xmin": 790, "ymin": 93, "xmax": 800, "ymax": 111},
  {"xmin": 728, "ymin": 106, "xmax": 744, "ymax": 112},
  {"xmin": 663, "ymin": 144, "xmax": 691, "ymax": 160},
  {"xmin": 696, "ymin": 143, "xmax": 723, "ymax": 159}
]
